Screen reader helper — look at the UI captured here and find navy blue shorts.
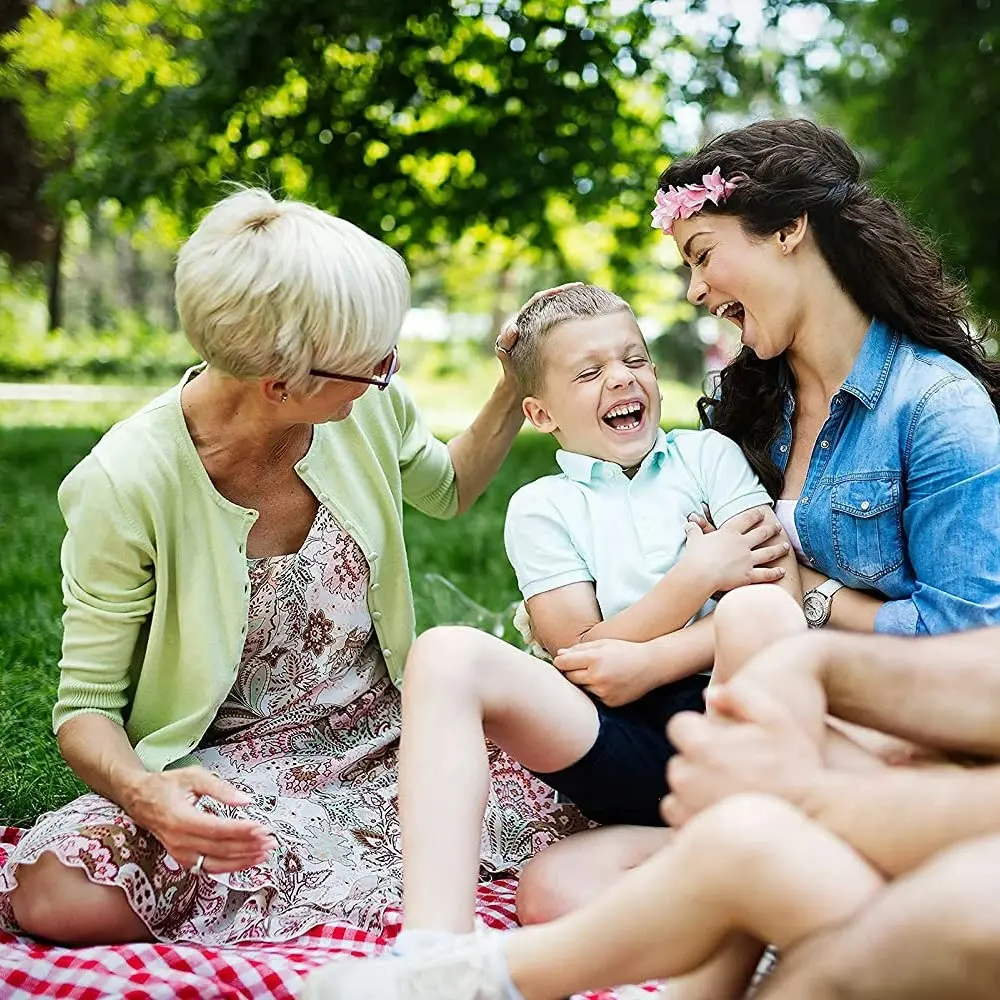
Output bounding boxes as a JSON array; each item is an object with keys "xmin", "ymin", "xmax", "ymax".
[{"xmin": 530, "ymin": 673, "xmax": 709, "ymax": 827}]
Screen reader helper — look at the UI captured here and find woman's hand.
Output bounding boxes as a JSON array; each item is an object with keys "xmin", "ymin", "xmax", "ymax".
[
  {"xmin": 553, "ymin": 638, "xmax": 656, "ymax": 707},
  {"xmin": 682, "ymin": 508, "xmax": 790, "ymax": 594},
  {"xmin": 121, "ymin": 767, "xmax": 276, "ymax": 875}
]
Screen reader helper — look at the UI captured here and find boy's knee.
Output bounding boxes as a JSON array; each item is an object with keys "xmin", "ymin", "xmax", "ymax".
[
  {"xmin": 405, "ymin": 625, "xmax": 489, "ymax": 689},
  {"xmin": 683, "ymin": 793, "xmax": 806, "ymax": 863},
  {"xmin": 714, "ymin": 585, "xmax": 804, "ymax": 637}
]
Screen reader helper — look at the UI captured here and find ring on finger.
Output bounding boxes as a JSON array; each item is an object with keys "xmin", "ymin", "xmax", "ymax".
[{"xmin": 190, "ymin": 853, "xmax": 206, "ymax": 877}]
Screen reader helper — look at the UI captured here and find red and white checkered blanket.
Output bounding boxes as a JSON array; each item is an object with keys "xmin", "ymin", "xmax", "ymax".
[{"xmin": 0, "ymin": 827, "xmax": 657, "ymax": 1000}]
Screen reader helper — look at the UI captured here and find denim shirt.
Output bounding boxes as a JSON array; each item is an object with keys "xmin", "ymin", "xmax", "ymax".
[{"xmin": 773, "ymin": 319, "xmax": 1000, "ymax": 635}]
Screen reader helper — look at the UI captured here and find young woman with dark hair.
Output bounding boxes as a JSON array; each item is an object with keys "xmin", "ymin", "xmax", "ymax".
[{"xmin": 657, "ymin": 118, "xmax": 1000, "ymax": 635}]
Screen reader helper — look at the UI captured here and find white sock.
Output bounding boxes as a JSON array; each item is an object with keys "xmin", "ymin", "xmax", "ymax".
[{"xmin": 391, "ymin": 928, "xmax": 461, "ymax": 956}]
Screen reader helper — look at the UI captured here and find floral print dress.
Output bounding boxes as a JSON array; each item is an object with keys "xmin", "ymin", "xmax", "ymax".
[{"xmin": 0, "ymin": 506, "xmax": 581, "ymax": 944}]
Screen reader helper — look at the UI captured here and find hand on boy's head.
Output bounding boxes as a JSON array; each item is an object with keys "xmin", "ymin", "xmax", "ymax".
[
  {"xmin": 661, "ymin": 682, "xmax": 822, "ymax": 826},
  {"xmin": 496, "ymin": 283, "xmax": 586, "ymax": 384},
  {"xmin": 494, "ymin": 322, "xmax": 520, "ymax": 381}
]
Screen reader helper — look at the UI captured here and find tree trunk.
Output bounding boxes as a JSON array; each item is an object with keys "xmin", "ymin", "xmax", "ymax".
[{"xmin": 46, "ymin": 220, "xmax": 64, "ymax": 332}]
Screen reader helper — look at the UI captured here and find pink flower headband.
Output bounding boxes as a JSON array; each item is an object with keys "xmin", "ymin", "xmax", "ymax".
[{"xmin": 651, "ymin": 166, "xmax": 738, "ymax": 235}]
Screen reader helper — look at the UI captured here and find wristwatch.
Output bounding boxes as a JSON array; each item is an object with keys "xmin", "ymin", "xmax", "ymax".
[{"xmin": 802, "ymin": 578, "xmax": 844, "ymax": 628}]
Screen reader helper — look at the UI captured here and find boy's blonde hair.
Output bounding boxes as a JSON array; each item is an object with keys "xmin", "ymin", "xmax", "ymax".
[
  {"xmin": 511, "ymin": 284, "xmax": 633, "ymax": 395},
  {"xmin": 175, "ymin": 188, "xmax": 409, "ymax": 392}
]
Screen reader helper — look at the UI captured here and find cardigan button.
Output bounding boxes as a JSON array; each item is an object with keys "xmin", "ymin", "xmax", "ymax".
[
  {"xmin": 372, "ymin": 611, "xmax": 382, "ymax": 621},
  {"xmin": 382, "ymin": 648, "xmax": 393, "ymax": 659}
]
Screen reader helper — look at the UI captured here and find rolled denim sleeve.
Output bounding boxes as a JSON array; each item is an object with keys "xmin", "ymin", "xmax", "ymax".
[{"xmin": 875, "ymin": 377, "xmax": 1000, "ymax": 635}]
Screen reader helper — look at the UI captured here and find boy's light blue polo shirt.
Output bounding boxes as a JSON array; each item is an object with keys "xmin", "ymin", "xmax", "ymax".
[{"xmin": 504, "ymin": 428, "xmax": 773, "ymax": 620}]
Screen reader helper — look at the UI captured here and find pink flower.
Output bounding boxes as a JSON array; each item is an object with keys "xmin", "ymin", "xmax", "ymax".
[
  {"xmin": 701, "ymin": 166, "xmax": 736, "ymax": 204},
  {"xmin": 650, "ymin": 166, "xmax": 738, "ymax": 235}
]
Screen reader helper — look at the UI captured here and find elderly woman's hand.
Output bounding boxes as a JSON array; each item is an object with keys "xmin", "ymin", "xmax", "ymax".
[
  {"xmin": 494, "ymin": 282, "xmax": 585, "ymax": 386},
  {"xmin": 122, "ymin": 766, "xmax": 277, "ymax": 875}
]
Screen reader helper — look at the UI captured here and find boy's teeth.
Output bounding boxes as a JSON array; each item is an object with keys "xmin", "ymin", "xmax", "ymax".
[{"xmin": 605, "ymin": 402, "xmax": 641, "ymax": 418}]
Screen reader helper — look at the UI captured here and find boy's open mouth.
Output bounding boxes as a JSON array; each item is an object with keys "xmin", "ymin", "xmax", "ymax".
[
  {"xmin": 713, "ymin": 300, "xmax": 745, "ymax": 330},
  {"xmin": 601, "ymin": 399, "xmax": 645, "ymax": 433}
]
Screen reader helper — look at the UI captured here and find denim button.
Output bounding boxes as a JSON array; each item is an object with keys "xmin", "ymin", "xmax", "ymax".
[
  {"xmin": 820, "ymin": 440, "xmax": 829, "ymax": 449},
  {"xmin": 779, "ymin": 445, "xmax": 788, "ymax": 453}
]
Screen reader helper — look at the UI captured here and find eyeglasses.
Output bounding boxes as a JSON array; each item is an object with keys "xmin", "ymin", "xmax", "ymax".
[{"xmin": 310, "ymin": 346, "xmax": 399, "ymax": 391}]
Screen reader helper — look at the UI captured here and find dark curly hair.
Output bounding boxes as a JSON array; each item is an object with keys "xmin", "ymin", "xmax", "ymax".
[{"xmin": 659, "ymin": 118, "xmax": 1000, "ymax": 498}]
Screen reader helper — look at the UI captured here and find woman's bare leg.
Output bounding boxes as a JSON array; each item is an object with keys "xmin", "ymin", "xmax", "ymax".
[
  {"xmin": 659, "ymin": 935, "xmax": 766, "ymax": 1000},
  {"xmin": 399, "ymin": 625, "xmax": 603, "ymax": 932},
  {"xmin": 503, "ymin": 794, "xmax": 884, "ymax": 1000},
  {"xmin": 516, "ymin": 825, "xmax": 672, "ymax": 926},
  {"xmin": 9, "ymin": 851, "xmax": 154, "ymax": 945}
]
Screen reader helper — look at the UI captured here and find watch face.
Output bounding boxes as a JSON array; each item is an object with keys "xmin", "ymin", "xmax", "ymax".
[{"xmin": 803, "ymin": 593, "xmax": 825, "ymax": 625}]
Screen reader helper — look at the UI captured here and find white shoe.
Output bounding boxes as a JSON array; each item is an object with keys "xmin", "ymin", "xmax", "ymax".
[{"xmin": 300, "ymin": 933, "xmax": 512, "ymax": 1000}]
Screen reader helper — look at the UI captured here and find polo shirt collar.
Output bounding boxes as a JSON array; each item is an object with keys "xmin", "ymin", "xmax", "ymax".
[{"xmin": 556, "ymin": 429, "xmax": 668, "ymax": 483}]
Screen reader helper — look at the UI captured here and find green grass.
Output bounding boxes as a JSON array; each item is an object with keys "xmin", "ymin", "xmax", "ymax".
[{"xmin": 0, "ymin": 385, "xmax": 698, "ymax": 827}]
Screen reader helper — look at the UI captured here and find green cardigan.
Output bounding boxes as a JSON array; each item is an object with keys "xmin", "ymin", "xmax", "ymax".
[{"xmin": 53, "ymin": 370, "xmax": 458, "ymax": 773}]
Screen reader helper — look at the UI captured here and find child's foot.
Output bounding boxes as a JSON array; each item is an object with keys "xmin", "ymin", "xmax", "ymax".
[{"xmin": 300, "ymin": 932, "xmax": 516, "ymax": 1000}]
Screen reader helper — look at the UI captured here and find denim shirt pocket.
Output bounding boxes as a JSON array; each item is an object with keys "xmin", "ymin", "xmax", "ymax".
[{"xmin": 830, "ymin": 475, "xmax": 904, "ymax": 585}]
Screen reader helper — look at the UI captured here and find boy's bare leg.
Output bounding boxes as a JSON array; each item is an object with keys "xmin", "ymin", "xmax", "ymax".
[
  {"xmin": 400, "ymin": 625, "xmax": 610, "ymax": 931},
  {"xmin": 512, "ymin": 586, "xmax": 807, "ymax": 928},
  {"xmin": 503, "ymin": 794, "xmax": 883, "ymax": 1000},
  {"xmin": 709, "ymin": 585, "xmax": 808, "ymax": 690},
  {"xmin": 757, "ymin": 833, "xmax": 1000, "ymax": 1000},
  {"xmin": 711, "ymin": 588, "xmax": 903, "ymax": 771}
]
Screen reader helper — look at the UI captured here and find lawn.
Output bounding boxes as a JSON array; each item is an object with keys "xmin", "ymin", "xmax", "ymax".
[{"xmin": 0, "ymin": 387, "xmax": 698, "ymax": 828}]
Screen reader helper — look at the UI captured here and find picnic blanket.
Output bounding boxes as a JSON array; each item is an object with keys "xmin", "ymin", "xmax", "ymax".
[{"xmin": 0, "ymin": 827, "xmax": 660, "ymax": 1000}]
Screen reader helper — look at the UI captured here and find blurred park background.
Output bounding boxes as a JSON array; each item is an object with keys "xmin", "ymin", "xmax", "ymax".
[{"xmin": 1, "ymin": 0, "xmax": 999, "ymax": 823}]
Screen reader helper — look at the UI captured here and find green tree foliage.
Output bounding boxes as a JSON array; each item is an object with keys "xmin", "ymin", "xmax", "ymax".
[
  {"xmin": 3, "ymin": 0, "xmax": 678, "ymax": 261},
  {"xmin": 772, "ymin": 0, "xmax": 1000, "ymax": 323}
]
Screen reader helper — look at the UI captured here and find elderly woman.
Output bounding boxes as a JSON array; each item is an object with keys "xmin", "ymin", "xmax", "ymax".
[{"xmin": 0, "ymin": 189, "xmax": 575, "ymax": 947}]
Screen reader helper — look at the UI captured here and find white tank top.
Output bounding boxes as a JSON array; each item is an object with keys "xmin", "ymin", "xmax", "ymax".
[{"xmin": 775, "ymin": 499, "xmax": 805, "ymax": 560}]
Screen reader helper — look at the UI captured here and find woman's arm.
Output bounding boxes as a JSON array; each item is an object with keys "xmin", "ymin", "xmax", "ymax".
[
  {"xmin": 878, "ymin": 377, "xmax": 1000, "ymax": 634},
  {"xmin": 56, "ymin": 458, "xmax": 274, "ymax": 872},
  {"xmin": 58, "ymin": 714, "xmax": 274, "ymax": 873},
  {"xmin": 447, "ymin": 356, "xmax": 525, "ymax": 514},
  {"xmin": 799, "ymin": 565, "xmax": 884, "ymax": 632}
]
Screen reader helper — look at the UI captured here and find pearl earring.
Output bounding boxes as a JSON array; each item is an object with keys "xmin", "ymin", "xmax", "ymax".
[{"xmin": 280, "ymin": 392, "xmax": 289, "ymax": 403}]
